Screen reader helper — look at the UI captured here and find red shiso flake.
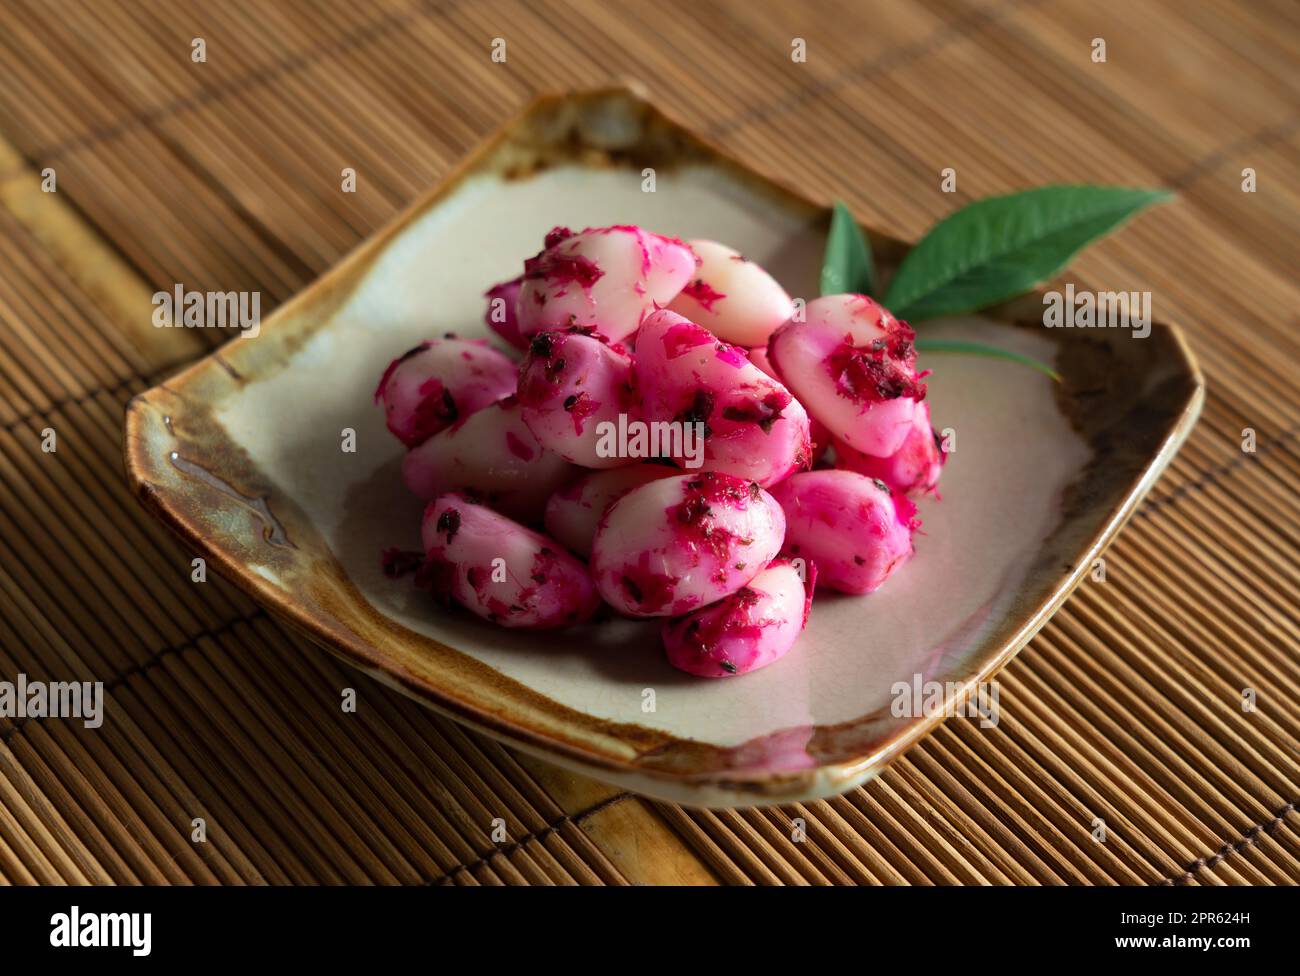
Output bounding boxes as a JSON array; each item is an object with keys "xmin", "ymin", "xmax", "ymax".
[
  {"xmin": 544, "ymin": 227, "xmax": 575, "ymax": 249},
  {"xmin": 529, "ymin": 332, "xmax": 556, "ymax": 358},
  {"xmin": 671, "ymin": 473, "xmax": 752, "ymax": 559},
  {"xmin": 714, "ymin": 342, "xmax": 747, "ymax": 368},
  {"xmin": 621, "ymin": 553, "xmax": 678, "ymax": 614},
  {"xmin": 484, "ymin": 595, "xmax": 518, "ymax": 621},
  {"xmin": 825, "ymin": 326, "xmax": 927, "ymax": 404},
  {"xmin": 675, "ymin": 389, "xmax": 715, "ymax": 436},
  {"xmin": 401, "ymin": 377, "xmax": 457, "ymax": 446},
  {"xmin": 523, "ymin": 245, "xmax": 603, "ymax": 289},
  {"xmin": 721, "ymin": 388, "xmax": 790, "ymax": 433},
  {"xmin": 530, "ymin": 545, "xmax": 559, "ymax": 586},
  {"xmin": 563, "ymin": 392, "xmax": 601, "ymax": 435},
  {"xmin": 661, "ymin": 321, "xmax": 714, "ymax": 359},
  {"xmin": 893, "ymin": 491, "xmax": 922, "ymax": 532},
  {"xmin": 505, "ymin": 431, "xmax": 535, "ymax": 461},
  {"xmin": 682, "ymin": 586, "xmax": 765, "ymax": 657},
  {"xmin": 681, "ymin": 277, "xmax": 726, "ymax": 311}
]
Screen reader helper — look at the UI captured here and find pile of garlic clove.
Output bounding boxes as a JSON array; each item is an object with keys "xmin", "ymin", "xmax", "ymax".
[{"xmin": 376, "ymin": 225, "xmax": 945, "ymax": 677}]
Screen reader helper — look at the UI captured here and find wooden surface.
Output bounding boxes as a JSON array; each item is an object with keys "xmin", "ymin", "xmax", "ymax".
[{"xmin": 0, "ymin": 0, "xmax": 1297, "ymax": 885}]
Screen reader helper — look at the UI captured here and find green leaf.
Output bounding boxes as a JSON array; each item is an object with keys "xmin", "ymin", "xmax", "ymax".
[
  {"xmin": 884, "ymin": 185, "xmax": 1172, "ymax": 321},
  {"xmin": 914, "ymin": 338, "xmax": 1060, "ymax": 382},
  {"xmin": 820, "ymin": 200, "xmax": 877, "ymax": 297}
]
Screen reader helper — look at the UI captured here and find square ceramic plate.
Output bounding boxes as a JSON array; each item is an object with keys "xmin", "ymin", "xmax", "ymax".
[{"xmin": 125, "ymin": 87, "xmax": 1202, "ymax": 807}]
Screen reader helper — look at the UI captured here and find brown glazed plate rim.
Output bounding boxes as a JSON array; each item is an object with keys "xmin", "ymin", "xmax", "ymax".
[{"xmin": 124, "ymin": 85, "xmax": 1204, "ymax": 805}]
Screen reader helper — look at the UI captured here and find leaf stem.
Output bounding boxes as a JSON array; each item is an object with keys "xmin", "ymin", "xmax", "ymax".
[{"xmin": 914, "ymin": 338, "xmax": 1060, "ymax": 382}]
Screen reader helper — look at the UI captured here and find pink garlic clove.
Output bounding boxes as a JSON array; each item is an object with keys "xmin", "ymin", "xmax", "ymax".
[
  {"xmin": 836, "ymin": 400, "xmax": 946, "ymax": 496},
  {"xmin": 634, "ymin": 309, "xmax": 811, "ymax": 487},
  {"xmin": 667, "ymin": 240, "xmax": 795, "ymax": 347},
  {"xmin": 402, "ymin": 396, "xmax": 575, "ymax": 523},
  {"xmin": 375, "ymin": 337, "xmax": 518, "ymax": 448},
  {"xmin": 662, "ymin": 559, "xmax": 814, "ymax": 677},
  {"xmin": 422, "ymin": 494, "xmax": 599, "ymax": 629},
  {"xmin": 590, "ymin": 471, "xmax": 785, "ymax": 618},
  {"xmin": 515, "ymin": 226, "xmax": 696, "ymax": 344},
  {"xmin": 768, "ymin": 294, "xmax": 925, "ymax": 458},
  {"xmin": 768, "ymin": 469, "xmax": 916, "ymax": 594},
  {"xmin": 544, "ymin": 464, "xmax": 679, "ymax": 558},
  {"xmin": 517, "ymin": 330, "xmax": 640, "ymax": 468}
]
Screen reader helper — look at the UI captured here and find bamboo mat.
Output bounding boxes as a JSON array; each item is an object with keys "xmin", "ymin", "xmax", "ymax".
[{"xmin": 0, "ymin": 0, "xmax": 1296, "ymax": 885}]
